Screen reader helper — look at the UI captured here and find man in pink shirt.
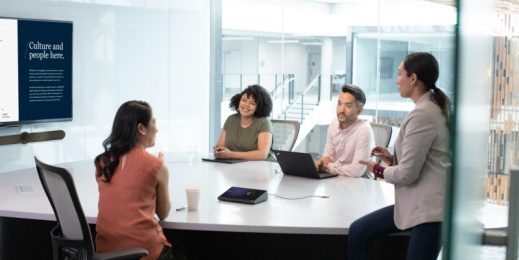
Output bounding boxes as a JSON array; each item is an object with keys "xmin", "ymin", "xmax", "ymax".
[{"xmin": 316, "ymin": 84, "xmax": 375, "ymax": 177}]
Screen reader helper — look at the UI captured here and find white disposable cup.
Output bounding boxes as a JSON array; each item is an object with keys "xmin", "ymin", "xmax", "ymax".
[{"xmin": 185, "ymin": 187, "xmax": 201, "ymax": 211}]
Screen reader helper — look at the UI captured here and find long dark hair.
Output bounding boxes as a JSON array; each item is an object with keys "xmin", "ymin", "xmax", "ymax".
[
  {"xmin": 403, "ymin": 52, "xmax": 452, "ymax": 122},
  {"xmin": 94, "ymin": 100, "xmax": 152, "ymax": 182},
  {"xmin": 229, "ymin": 84, "xmax": 273, "ymax": 117}
]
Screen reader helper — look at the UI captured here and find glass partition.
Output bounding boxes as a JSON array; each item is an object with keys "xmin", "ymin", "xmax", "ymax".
[
  {"xmin": 0, "ymin": 0, "xmax": 211, "ymax": 172},
  {"xmin": 218, "ymin": 2, "xmax": 518, "ymax": 258},
  {"xmin": 221, "ymin": 0, "xmax": 456, "ymax": 128},
  {"xmin": 353, "ymin": 28, "xmax": 456, "ymax": 125},
  {"xmin": 446, "ymin": 0, "xmax": 519, "ymax": 259}
]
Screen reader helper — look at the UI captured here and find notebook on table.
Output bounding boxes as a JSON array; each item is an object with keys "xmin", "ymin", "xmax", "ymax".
[
  {"xmin": 273, "ymin": 150, "xmax": 338, "ymax": 179},
  {"xmin": 201, "ymin": 157, "xmax": 247, "ymax": 164}
]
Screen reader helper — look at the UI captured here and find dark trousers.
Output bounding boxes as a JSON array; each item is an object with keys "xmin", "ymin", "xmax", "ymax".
[{"xmin": 348, "ymin": 205, "xmax": 442, "ymax": 260}]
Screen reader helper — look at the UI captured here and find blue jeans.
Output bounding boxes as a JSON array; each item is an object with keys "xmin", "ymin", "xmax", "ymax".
[{"xmin": 348, "ymin": 205, "xmax": 441, "ymax": 260}]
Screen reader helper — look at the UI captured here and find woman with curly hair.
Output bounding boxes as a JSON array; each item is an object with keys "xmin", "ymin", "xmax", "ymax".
[{"xmin": 214, "ymin": 84, "xmax": 275, "ymax": 161}]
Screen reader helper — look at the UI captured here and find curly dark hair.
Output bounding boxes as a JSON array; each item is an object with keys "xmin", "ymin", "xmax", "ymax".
[
  {"xmin": 229, "ymin": 84, "xmax": 273, "ymax": 117},
  {"xmin": 94, "ymin": 100, "xmax": 152, "ymax": 182}
]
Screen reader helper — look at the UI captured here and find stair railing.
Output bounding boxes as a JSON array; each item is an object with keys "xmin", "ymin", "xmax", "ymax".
[
  {"xmin": 278, "ymin": 75, "xmax": 321, "ymax": 122},
  {"xmin": 271, "ymin": 74, "xmax": 295, "ymax": 100},
  {"xmin": 270, "ymin": 74, "xmax": 295, "ymax": 119}
]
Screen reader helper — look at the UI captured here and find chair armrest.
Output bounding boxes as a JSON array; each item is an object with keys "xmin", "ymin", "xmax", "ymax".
[{"xmin": 93, "ymin": 247, "xmax": 149, "ymax": 260}]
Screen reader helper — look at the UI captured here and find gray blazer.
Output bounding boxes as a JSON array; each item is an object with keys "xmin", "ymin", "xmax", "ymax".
[{"xmin": 383, "ymin": 91, "xmax": 450, "ymax": 230}]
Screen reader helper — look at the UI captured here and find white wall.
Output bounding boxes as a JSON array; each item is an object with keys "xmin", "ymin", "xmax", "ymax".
[
  {"xmin": 332, "ymin": 40, "xmax": 347, "ymax": 74},
  {"xmin": 223, "ymin": 0, "xmax": 334, "ymax": 36},
  {"xmin": 240, "ymin": 39, "xmax": 259, "ymax": 74},
  {"xmin": 257, "ymin": 40, "xmax": 308, "ymax": 92},
  {"xmin": 352, "ymin": 38, "xmax": 377, "ymax": 92},
  {"xmin": 222, "ymin": 38, "xmax": 259, "ymax": 88},
  {"xmin": 0, "ymin": 0, "xmax": 210, "ymax": 172},
  {"xmin": 284, "ymin": 44, "xmax": 308, "ymax": 93},
  {"xmin": 223, "ymin": 0, "xmax": 455, "ymax": 36}
]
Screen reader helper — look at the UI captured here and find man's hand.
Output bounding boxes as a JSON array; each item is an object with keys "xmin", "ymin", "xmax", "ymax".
[
  {"xmin": 359, "ymin": 160, "xmax": 377, "ymax": 173},
  {"xmin": 316, "ymin": 156, "xmax": 332, "ymax": 172}
]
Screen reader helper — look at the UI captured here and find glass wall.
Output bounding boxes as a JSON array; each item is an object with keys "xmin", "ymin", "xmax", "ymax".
[
  {"xmin": 221, "ymin": 33, "xmax": 345, "ymax": 122},
  {"xmin": 446, "ymin": 0, "xmax": 519, "ymax": 259},
  {"xmin": 221, "ymin": 0, "xmax": 348, "ymax": 125},
  {"xmin": 353, "ymin": 28, "xmax": 456, "ymax": 125},
  {"xmin": 0, "ymin": 0, "xmax": 211, "ymax": 172},
  {"xmin": 219, "ymin": 1, "xmax": 519, "ymax": 259},
  {"xmin": 221, "ymin": 0, "xmax": 456, "ymax": 152}
]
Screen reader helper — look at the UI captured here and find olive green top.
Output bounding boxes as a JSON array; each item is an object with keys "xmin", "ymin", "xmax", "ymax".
[{"xmin": 223, "ymin": 114, "xmax": 276, "ymax": 162}]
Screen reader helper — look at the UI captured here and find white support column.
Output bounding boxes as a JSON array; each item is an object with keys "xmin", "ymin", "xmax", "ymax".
[{"xmin": 320, "ymin": 38, "xmax": 333, "ymax": 101}]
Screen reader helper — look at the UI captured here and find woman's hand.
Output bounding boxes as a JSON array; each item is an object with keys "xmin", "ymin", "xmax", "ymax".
[
  {"xmin": 371, "ymin": 146, "xmax": 393, "ymax": 165},
  {"xmin": 214, "ymin": 146, "xmax": 232, "ymax": 159}
]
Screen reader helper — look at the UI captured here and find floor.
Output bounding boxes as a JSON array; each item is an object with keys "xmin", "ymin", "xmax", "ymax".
[
  {"xmin": 481, "ymin": 246, "xmax": 506, "ymax": 259},
  {"xmin": 479, "ymin": 201, "xmax": 507, "ymax": 259}
]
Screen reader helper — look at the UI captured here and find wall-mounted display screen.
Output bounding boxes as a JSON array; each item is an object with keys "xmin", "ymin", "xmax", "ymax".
[{"xmin": 0, "ymin": 17, "xmax": 72, "ymax": 126}]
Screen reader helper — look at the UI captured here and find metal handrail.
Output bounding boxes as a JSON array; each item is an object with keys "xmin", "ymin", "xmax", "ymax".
[
  {"xmin": 271, "ymin": 74, "xmax": 295, "ymax": 100},
  {"xmin": 279, "ymin": 75, "xmax": 321, "ymax": 121}
]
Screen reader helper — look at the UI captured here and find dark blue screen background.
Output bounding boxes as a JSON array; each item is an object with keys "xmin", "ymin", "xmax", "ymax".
[{"xmin": 17, "ymin": 19, "xmax": 72, "ymax": 122}]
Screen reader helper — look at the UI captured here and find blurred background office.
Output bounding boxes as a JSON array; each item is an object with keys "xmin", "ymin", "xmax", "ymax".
[{"xmin": 0, "ymin": 0, "xmax": 517, "ymax": 259}]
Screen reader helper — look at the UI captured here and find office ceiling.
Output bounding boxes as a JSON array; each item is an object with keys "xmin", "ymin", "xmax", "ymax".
[
  {"xmin": 314, "ymin": 0, "xmax": 519, "ymax": 12},
  {"xmin": 425, "ymin": 0, "xmax": 519, "ymax": 12},
  {"xmin": 423, "ymin": 0, "xmax": 454, "ymax": 7}
]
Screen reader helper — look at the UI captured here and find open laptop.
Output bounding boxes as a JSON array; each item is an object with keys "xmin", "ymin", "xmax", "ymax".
[{"xmin": 273, "ymin": 150, "xmax": 338, "ymax": 179}]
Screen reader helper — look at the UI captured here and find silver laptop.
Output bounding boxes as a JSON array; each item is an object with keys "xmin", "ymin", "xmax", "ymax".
[{"xmin": 273, "ymin": 150, "xmax": 338, "ymax": 179}]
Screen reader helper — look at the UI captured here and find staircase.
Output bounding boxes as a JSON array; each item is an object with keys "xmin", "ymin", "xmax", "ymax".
[
  {"xmin": 274, "ymin": 75, "xmax": 321, "ymax": 122},
  {"xmin": 284, "ymin": 101, "xmax": 318, "ymax": 122},
  {"xmin": 271, "ymin": 75, "xmax": 323, "ymax": 149}
]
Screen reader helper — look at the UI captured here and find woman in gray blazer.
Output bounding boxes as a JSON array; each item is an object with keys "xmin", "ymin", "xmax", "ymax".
[{"xmin": 350, "ymin": 52, "xmax": 451, "ymax": 260}]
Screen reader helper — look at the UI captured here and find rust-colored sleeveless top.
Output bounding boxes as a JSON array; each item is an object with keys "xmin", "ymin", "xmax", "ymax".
[{"xmin": 95, "ymin": 146, "xmax": 171, "ymax": 259}]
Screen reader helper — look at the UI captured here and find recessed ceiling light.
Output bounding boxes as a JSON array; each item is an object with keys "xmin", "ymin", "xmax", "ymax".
[
  {"xmin": 222, "ymin": 36, "xmax": 254, "ymax": 41},
  {"xmin": 267, "ymin": 40, "xmax": 300, "ymax": 44}
]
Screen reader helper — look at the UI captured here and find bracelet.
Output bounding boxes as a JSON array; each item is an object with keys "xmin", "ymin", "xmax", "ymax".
[{"xmin": 373, "ymin": 164, "xmax": 385, "ymax": 179}]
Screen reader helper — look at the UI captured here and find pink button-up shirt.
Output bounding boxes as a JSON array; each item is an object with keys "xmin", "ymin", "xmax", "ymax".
[{"xmin": 323, "ymin": 118, "xmax": 375, "ymax": 177}]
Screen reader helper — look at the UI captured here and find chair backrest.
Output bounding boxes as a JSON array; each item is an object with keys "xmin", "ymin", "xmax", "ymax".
[
  {"xmin": 370, "ymin": 122, "xmax": 392, "ymax": 148},
  {"xmin": 271, "ymin": 119, "xmax": 300, "ymax": 151},
  {"xmin": 35, "ymin": 157, "xmax": 95, "ymax": 259}
]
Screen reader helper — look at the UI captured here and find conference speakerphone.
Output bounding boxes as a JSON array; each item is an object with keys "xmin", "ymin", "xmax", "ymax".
[{"xmin": 218, "ymin": 186, "xmax": 268, "ymax": 205}]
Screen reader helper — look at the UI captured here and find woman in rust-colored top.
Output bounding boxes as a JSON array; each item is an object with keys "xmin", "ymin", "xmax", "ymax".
[{"xmin": 95, "ymin": 100, "xmax": 173, "ymax": 260}]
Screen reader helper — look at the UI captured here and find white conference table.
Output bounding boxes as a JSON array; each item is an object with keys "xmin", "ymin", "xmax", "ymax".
[{"xmin": 0, "ymin": 154, "xmax": 395, "ymax": 236}]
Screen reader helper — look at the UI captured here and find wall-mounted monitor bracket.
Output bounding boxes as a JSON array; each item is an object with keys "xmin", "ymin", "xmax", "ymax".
[{"xmin": 0, "ymin": 130, "xmax": 65, "ymax": 145}]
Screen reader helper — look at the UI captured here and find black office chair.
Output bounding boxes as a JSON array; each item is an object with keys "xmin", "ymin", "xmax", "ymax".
[
  {"xmin": 271, "ymin": 119, "xmax": 301, "ymax": 151},
  {"xmin": 35, "ymin": 157, "xmax": 148, "ymax": 260}
]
